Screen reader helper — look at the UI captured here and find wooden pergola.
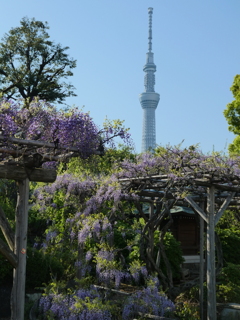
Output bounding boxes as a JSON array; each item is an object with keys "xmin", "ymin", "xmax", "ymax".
[
  {"xmin": 0, "ymin": 135, "xmax": 100, "ymax": 320},
  {"xmin": 1, "ymin": 134, "xmax": 239, "ymax": 320},
  {"xmin": 119, "ymin": 173, "xmax": 240, "ymax": 320}
]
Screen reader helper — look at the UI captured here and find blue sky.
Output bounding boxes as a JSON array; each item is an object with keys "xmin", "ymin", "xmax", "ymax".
[{"xmin": 1, "ymin": 1, "xmax": 239, "ymax": 154}]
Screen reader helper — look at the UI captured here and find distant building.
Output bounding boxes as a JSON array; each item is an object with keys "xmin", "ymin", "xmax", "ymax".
[{"xmin": 140, "ymin": 7, "xmax": 160, "ymax": 153}]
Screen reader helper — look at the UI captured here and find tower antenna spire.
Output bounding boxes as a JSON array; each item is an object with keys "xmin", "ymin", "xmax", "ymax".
[{"xmin": 148, "ymin": 7, "xmax": 153, "ymax": 52}]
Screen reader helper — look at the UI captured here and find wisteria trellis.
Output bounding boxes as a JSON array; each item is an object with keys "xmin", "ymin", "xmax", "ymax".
[{"xmin": 35, "ymin": 148, "xmax": 240, "ymax": 320}]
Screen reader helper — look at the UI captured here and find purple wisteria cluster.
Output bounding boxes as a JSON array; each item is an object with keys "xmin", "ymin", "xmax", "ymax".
[
  {"xmin": 95, "ymin": 249, "xmax": 130, "ymax": 288},
  {"xmin": 74, "ymin": 259, "xmax": 92, "ymax": 278},
  {"xmin": 39, "ymin": 283, "xmax": 175, "ymax": 319},
  {"xmin": 38, "ymin": 286, "xmax": 112, "ymax": 320},
  {"xmin": 117, "ymin": 147, "xmax": 240, "ymax": 186},
  {"xmin": 33, "ymin": 173, "xmax": 97, "ymax": 212},
  {"xmin": 77, "ymin": 216, "xmax": 113, "ymax": 244},
  {"xmin": 81, "ymin": 175, "xmax": 139, "ymax": 218},
  {"xmin": 122, "ymin": 285, "xmax": 175, "ymax": 319},
  {"xmin": 0, "ymin": 98, "xmax": 132, "ymax": 161},
  {"xmin": 0, "ymin": 99, "xmax": 99, "ymax": 156}
]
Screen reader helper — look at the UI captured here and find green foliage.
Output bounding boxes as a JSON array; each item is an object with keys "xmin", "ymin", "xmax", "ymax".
[
  {"xmin": 218, "ymin": 262, "xmax": 240, "ymax": 285},
  {"xmin": 30, "ymin": 189, "xmax": 79, "ymax": 278},
  {"xmin": 28, "ymin": 204, "xmax": 50, "ymax": 246},
  {"xmin": 216, "ymin": 210, "xmax": 240, "ymax": 264},
  {"xmin": 0, "ymin": 17, "xmax": 76, "ymax": 103},
  {"xmin": 26, "ymin": 247, "xmax": 64, "ymax": 289},
  {"xmin": 174, "ymin": 286, "xmax": 203, "ymax": 320},
  {"xmin": 217, "ymin": 283, "xmax": 240, "ymax": 303},
  {"xmin": 0, "ymin": 179, "xmax": 17, "ymax": 220},
  {"xmin": 0, "ymin": 254, "xmax": 12, "ymax": 284},
  {"xmin": 129, "ymin": 231, "xmax": 184, "ymax": 279},
  {"xmin": 175, "ymin": 264, "xmax": 240, "ymax": 315},
  {"xmin": 64, "ymin": 144, "xmax": 136, "ymax": 177},
  {"xmin": 0, "ymin": 180, "xmax": 16, "ymax": 284},
  {"xmin": 161, "ymin": 232, "xmax": 184, "ymax": 279},
  {"xmin": 217, "ymin": 263, "xmax": 240, "ymax": 303},
  {"xmin": 0, "ymin": 240, "xmax": 65, "ymax": 289},
  {"xmin": 154, "ymin": 145, "xmax": 167, "ymax": 156},
  {"xmin": 72, "ymin": 295, "xmax": 115, "ymax": 317},
  {"xmin": 215, "ymin": 211, "xmax": 240, "ymax": 302},
  {"xmin": 174, "ymin": 301, "xmax": 200, "ymax": 320},
  {"xmin": 216, "ymin": 210, "xmax": 240, "ymax": 230},
  {"xmin": 41, "ymin": 278, "xmax": 70, "ymax": 296},
  {"xmin": 217, "ymin": 228, "xmax": 240, "ymax": 264},
  {"xmin": 223, "ymin": 74, "xmax": 240, "ymax": 154}
]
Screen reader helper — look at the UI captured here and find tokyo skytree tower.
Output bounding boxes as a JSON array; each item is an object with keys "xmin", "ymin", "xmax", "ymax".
[{"xmin": 139, "ymin": 7, "xmax": 160, "ymax": 153}]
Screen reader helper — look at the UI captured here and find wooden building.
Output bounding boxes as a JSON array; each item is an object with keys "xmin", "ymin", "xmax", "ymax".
[{"xmin": 170, "ymin": 206, "xmax": 200, "ymax": 256}]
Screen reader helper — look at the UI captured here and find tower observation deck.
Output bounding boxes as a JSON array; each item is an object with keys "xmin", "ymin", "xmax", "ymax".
[{"xmin": 139, "ymin": 7, "xmax": 160, "ymax": 152}]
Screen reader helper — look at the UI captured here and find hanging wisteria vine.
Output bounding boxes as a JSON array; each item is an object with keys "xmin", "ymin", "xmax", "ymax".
[{"xmin": 0, "ymin": 98, "xmax": 132, "ymax": 162}]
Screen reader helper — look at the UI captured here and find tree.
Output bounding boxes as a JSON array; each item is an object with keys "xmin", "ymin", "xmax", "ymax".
[
  {"xmin": 0, "ymin": 17, "xmax": 76, "ymax": 104},
  {"xmin": 224, "ymin": 74, "xmax": 240, "ymax": 154}
]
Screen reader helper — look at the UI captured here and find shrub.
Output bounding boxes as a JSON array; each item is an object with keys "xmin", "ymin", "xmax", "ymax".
[
  {"xmin": 161, "ymin": 232, "xmax": 184, "ymax": 279},
  {"xmin": 217, "ymin": 263, "xmax": 240, "ymax": 303},
  {"xmin": 26, "ymin": 247, "xmax": 64, "ymax": 289},
  {"xmin": 174, "ymin": 301, "xmax": 200, "ymax": 320},
  {"xmin": 174, "ymin": 287, "xmax": 202, "ymax": 320},
  {"xmin": 0, "ymin": 254, "xmax": 12, "ymax": 284},
  {"xmin": 217, "ymin": 229, "xmax": 240, "ymax": 265}
]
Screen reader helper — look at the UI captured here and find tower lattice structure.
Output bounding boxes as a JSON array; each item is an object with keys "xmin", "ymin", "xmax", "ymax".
[{"xmin": 139, "ymin": 7, "xmax": 160, "ymax": 153}]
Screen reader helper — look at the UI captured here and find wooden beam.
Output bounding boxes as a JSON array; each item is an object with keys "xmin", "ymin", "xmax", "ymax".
[
  {"xmin": 119, "ymin": 174, "xmax": 168, "ymax": 182},
  {"xmin": 138, "ymin": 190, "xmax": 174, "ymax": 199},
  {"xmin": 0, "ymin": 135, "xmax": 101, "ymax": 155},
  {"xmin": 0, "ymin": 148, "xmax": 80, "ymax": 163},
  {"xmin": 0, "ymin": 147, "xmax": 63, "ymax": 162},
  {"xmin": 0, "ymin": 135, "xmax": 80, "ymax": 151},
  {"xmin": 185, "ymin": 195, "xmax": 208, "ymax": 222},
  {"xmin": 0, "ymin": 164, "xmax": 56, "ymax": 182},
  {"xmin": 206, "ymin": 186, "xmax": 216, "ymax": 320},
  {"xmin": 194, "ymin": 179, "xmax": 240, "ymax": 193},
  {"xmin": 215, "ymin": 192, "xmax": 236, "ymax": 226}
]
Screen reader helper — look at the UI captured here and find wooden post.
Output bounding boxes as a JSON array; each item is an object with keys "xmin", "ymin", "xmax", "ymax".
[
  {"xmin": 199, "ymin": 201, "xmax": 205, "ymax": 320},
  {"xmin": 206, "ymin": 186, "xmax": 216, "ymax": 320},
  {"xmin": 11, "ymin": 178, "xmax": 29, "ymax": 320}
]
